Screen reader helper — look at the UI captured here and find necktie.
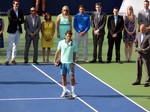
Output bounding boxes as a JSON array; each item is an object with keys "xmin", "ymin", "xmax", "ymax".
[
  {"xmin": 97, "ymin": 13, "xmax": 100, "ymax": 18},
  {"xmin": 32, "ymin": 17, "xmax": 35, "ymax": 26},
  {"xmin": 146, "ymin": 10, "xmax": 149, "ymax": 20},
  {"xmin": 114, "ymin": 16, "xmax": 118, "ymax": 26},
  {"xmin": 145, "ymin": 10, "xmax": 148, "ymax": 18},
  {"xmin": 97, "ymin": 13, "xmax": 100, "ymax": 23}
]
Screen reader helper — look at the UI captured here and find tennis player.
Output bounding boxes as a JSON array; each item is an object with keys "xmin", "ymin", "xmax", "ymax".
[{"xmin": 54, "ymin": 30, "xmax": 78, "ymax": 98}]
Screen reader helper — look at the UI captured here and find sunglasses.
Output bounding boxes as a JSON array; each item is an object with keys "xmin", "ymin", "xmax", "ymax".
[
  {"xmin": 63, "ymin": 10, "xmax": 68, "ymax": 12},
  {"xmin": 14, "ymin": 3, "xmax": 19, "ymax": 6},
  {"xmin": 30, "ymin": 10, "xmax": 35, "ymax": 12}
]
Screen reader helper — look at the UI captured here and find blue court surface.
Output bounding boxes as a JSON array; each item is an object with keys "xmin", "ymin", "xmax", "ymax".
[{"xmin": 0, "ymin": 64, "xmax": 148, "ymax": 112}]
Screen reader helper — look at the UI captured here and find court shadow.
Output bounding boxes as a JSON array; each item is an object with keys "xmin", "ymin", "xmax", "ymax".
[
  {"xmin": 76, "ymin": 61, "xmax": 125, "ymax": 65},
  {"xmin": 126, "ymin": 95, "xmax": 150, "ymax": 99},
  {"xmin": 0, "ymin": 63, "xmax": 54, "ymax": 66},
  {"xmin": 78, "ymin": 94, "xmax": 150, "ymax": 99},
  {"xmin": 78, "ymin": 94, "xmax": 123, "ymax": 98},
  {"xmin": 0, "ymin": 81, "xmax": 57, "ymax": 85}
]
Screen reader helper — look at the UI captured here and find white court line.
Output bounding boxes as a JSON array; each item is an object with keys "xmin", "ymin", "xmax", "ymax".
[
  {"xmin": 0, "ymin": 97, "xmax": 65, "ymax": 101},
  {"xmin": 75, "ymin": 64, "xmax": 149, "ymax": 112},
  {"xmin": 31, "ymin": 64, "xmax": 99, "ymax": 112}
]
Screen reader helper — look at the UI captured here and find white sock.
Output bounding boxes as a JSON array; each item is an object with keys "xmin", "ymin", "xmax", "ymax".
[
  {"xmin": 62, "ymin": 86, "xmax": 67, "ymax": 92},
  {"xmin": 71, "ymin": 86, "xmax": 75, "ymax": 92}
]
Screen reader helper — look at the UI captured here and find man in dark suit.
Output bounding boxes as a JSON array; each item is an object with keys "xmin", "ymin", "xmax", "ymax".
[
  {"xmin": 5, "ymin": 0, "xmax": 24, "ymax": 65},
  {"xmin": 132, "ymin": 24, "xmax": 150, "ymax": 87},
  {"xmin": 24, "ymin": 7, "xmax": 41, "ymax": 64},
  {"xmin": 107, "ymin": 7, "xmax": 124, "ymax": 63},
  {"xmin": 90, "ymin": 2, "xmax": 107, "ymax": 63}
]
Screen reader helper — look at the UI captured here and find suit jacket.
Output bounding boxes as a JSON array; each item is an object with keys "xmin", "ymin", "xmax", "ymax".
[
  {"xmin": 24, "ymin": 15, "xmax": 41, "ymax": 39},
  {"xmin": 138, "ymin": 9, "xmax": 150, "ymax": 27},
  {"xmin": 107, "ymin": 15, "xmax": 124, "ymax": 39},
  {"xmin": 134, "ymin": 32, "xmax": 150, "ymax": 58},
  {"xmin": 7, "ymin": 8, "xmax": 24, "ymax": 33},
  {"xmin": 91, "ymin": 11, "xmax": 107, "ymax": 36}
]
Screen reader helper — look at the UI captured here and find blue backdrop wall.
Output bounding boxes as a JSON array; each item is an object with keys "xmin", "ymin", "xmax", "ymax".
[{"xmin": 0, "ymin": 0, "xmax": 122, "ymax": 15}]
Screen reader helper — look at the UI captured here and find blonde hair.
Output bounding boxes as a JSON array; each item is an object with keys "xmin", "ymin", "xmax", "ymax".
[
  {"xmin": 61, "ymin": 5, "xmax": 70, "ymax": 16},
  {"xmin": 126, "ymin": 6, "xmax": 135, "ymax": 22}
]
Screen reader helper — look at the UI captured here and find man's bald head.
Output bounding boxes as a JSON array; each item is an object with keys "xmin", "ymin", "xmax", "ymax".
[{"xmin": 140, "ymin": 24, "xmax": 146, "ymax": 33}]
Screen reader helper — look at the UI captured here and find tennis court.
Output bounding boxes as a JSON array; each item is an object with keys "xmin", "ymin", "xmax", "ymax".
[{"xmin": 0, "ymin": 63, "xmax": 148, "ymax": 112}]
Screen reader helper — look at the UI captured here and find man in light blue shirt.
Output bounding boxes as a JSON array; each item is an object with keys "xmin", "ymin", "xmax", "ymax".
[
  {"xmin": 74, "ymin": 5, "xmax": 90, "ymax": 62},
  {"xmin": 54, "ymin": 30, "xmax": 78, "ymax": 98}
]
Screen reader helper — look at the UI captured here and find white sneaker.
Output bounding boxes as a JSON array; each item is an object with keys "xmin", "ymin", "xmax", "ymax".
[
  {"xmin": 70, "ymin": 91, "xmax": 77, "ymax": 98},
  {"xmin": 60, "ymin": 91, "xmax": 67, "ymax": 97},
  {"xmin": 84, "ymin": 59, "xmax": 89, "ymax": 63},
  {"xmin": 75, "ymin": 59, "xmax": 78, "ymax": 62}
]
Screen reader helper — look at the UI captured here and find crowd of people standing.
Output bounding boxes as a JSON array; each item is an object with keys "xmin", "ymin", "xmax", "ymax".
[
  {"xmin": 0, "ymin": 0, "xmax": 140, "ymax": 64},
  {"xmin": 0, "ymin": 0, "xmax": 150, "ymax": 96}
]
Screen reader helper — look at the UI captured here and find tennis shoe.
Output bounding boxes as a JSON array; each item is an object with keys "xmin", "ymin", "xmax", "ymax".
[
  {"xmin": 60, "ymin": 91, "xmax": 67, "ymax": 97},
  {"xmin": 84, "ymin": 59, "xmax": 89, "ymax": 63},
  {"xmin": 75, "ymin": 59, "xmax": 78, "ymax": 62},
  {"xmin": 70, "ymin": 91, "xmax": 77, "ymax": 98}
]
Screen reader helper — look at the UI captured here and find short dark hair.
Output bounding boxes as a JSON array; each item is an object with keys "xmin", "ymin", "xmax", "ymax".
[
  {"xmin": 13, "ymin": 0, "xmax": 19, "ymax": 4},
  {"xmin": 144, "ymin": 0, "xmax": 149, "ymax": 4},
  {"xmin": 113, "ymin": 7, "xmax": 119, "ymax": 10},
  {"xmin": 79, "ymin": 5, "xmax": 85, "ymax": 9},
  {"xmin": 65, "ymin": 30, "xmax": 73, "ymax": 36},
  {"xmin": 95, "ymin": 2, "xmax": 102, "ymax": 7},
  {"xmin": 44, "ymin": 12, "xmax": 51, "ymax": 21}
]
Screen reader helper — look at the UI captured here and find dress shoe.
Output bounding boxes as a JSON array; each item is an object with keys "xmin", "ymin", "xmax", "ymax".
[
  {"xmin": 24, "ymin": 60, "xmax": 28, "ymax": 64},
  {"xmin": 5, "ymin": 61, "xmax": 9, "ymax": 65},
  {"xmin": 99, "ymin": 60, "xmax": 104, "ymax": 63},
  {"xmin": 116, "ymin": 60, "xmax": 120, "ymax": 63},
  {"xmin": 75, "ymin": 59, "xmax": 78, "ymax": 63},
  {"xmin": 89, "ymin": 59, "xmax": 96, "ymax": 63},
  {"xmin": 106, "ymin": 60, "xmax": 111, "ymax": 63},
  {"xmin": 84, "ymin": 59, "xmax": 89, "ymax": 63},
  {"xmin": 132, "ymin": 81, "xmax": 140, "ymax": 85},
  {"xmin": 11, "ymin": 60, "xmax": 17, "ymax": 64},
  {"xmin": 144, "ymin": 82, "xmax": 149, "ymax": 87},
  {"xmin": 33, "ymin": 61, "xmax": 39, "ymax": 64},
  {"xmin": 116, "ymin": 60, "xmax": 123, "ymax": 64}
]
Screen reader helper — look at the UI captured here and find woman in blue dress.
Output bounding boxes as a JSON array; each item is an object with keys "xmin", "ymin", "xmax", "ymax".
[
  {"xmin": 0, "ymin": 17, "xmax": 4, "ymax": 64},
  {"xmin": 123, "ymin": 6, "xmax": 136, "ymax": 62},
  {"xmin": 56, "ymin": 5, "xmax": 72, "ymax": 42}
]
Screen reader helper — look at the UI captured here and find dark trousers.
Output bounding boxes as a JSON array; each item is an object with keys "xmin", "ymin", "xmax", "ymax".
[
  {"xmin": 107, "ymin": 37, "xmax": 121, "ymax": 61},
  {"xmin": 92, "ymin": 33, "xmax": 104, "ymax": 61},
  {"xmin": 24, "ymin": 37, "xmax": 39, "ymax": 61},
  {"xmin": 136, "ymin": 56, "xmax": 150, "ymax": 82}
]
